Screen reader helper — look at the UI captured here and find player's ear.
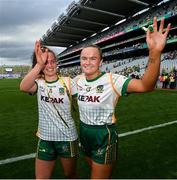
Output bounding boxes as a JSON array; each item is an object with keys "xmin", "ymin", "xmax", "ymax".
[{"xmin": 99, "ymin": 59, "xmax": 103, "ymax": 67}]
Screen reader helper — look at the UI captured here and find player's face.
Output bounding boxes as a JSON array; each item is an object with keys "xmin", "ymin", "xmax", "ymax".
[
  {"xmin": 43, "ymin": 52, "xmax": 57, "ymax": 77},
  {"xmin": 80, "ymin": 47, "xmax": 102, "ymax": 79}
]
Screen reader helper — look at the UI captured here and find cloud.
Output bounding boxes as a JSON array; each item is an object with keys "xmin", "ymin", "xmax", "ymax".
[
  {"xmin": 0, "ymin": 0, "xmax": 73, "ymax": 66},
  {"xmin": 0, "ymin": 0, "xmax": 68, "ymax": 28}
]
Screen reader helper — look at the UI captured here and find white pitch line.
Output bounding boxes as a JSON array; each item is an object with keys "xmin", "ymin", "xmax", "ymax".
[
  {"xmin": 0, "ymin": 120, "xmax": 177, "ymax": 166},
  {"xmin": 119, "ymin": 120, "xmax": 177, "ymax": 137},
  {"xmin": 0, "ymin": 153, "xmax": 36, "ymax": 165}
]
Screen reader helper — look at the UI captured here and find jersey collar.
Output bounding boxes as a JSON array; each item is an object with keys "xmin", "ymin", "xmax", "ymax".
[{"xmin": 86, "ymin": 72, "xmax": 105, "ymax": 82}]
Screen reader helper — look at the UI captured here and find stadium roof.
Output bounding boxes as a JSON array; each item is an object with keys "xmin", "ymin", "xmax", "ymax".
[{"xmin": 41, "ymin": 0, "xmax": 163, "ymax": 47}]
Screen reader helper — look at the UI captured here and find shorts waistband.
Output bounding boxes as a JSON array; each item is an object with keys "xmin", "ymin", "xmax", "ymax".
[{"xmin": 80, "ymin": 121, "xmax": 116, "ymax": 129}]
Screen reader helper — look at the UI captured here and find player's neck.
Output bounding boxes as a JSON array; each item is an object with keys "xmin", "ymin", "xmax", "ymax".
[
  {"xmin": 85, "ymin": 71, "xmax": 101, "ymax": 80},
  {"xmin": 45, "ymin": 74, "xmax": 58, "ymax": 82}
]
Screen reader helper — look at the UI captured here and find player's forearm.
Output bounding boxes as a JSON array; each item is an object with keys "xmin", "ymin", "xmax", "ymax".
[
  {"xmin": 141, "ymin": 50, "xmax": 161, "ymax": 91},
  {"xmin": 20, "ymin": 63, "xmax": 43, "ymax": 92}
]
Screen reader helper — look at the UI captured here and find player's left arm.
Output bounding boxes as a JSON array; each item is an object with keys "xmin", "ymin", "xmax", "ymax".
[{"xmin": 127, "ymin": 17, "xmax": 171, "ymax": 93}]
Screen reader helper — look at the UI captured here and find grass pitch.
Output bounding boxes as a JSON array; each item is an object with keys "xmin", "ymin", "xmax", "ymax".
[{"xmin": 0, "ymin": 78, "xmax": 177, "ymax": 178}]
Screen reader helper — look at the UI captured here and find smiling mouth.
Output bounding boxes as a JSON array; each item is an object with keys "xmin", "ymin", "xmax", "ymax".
[
  {"xmin": 47, "ymin": 68, "xmax": 55, "ymax": 72},
  {"xmin": 83, "ymin": 66, "xmax": 93, "ymax": 69}
]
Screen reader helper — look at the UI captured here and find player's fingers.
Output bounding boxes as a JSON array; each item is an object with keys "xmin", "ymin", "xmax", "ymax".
[
  {"xmin": 159, "ymin": 18, "xmax": 164, "ymax": 33},
  {"xmin": 153, "ymin": 17, "xmax": 157, "ymax": 32},
  {"xmin": 164, "ymin": 23, "xmax": 171, "ymax": 38}
]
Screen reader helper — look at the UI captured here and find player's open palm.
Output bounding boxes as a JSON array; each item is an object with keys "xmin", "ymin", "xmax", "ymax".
[
  {"xmin": 35, "ymin": 41, "xmax": 48, "ymax": 67},
  {"xmin": 146, "ymin": 17, "xmax": 171, "ymax": 53}
]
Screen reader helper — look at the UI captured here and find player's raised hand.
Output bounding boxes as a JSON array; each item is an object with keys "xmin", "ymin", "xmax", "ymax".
[
  {"xmin": 146, "ymin": 17, "xmax": 171, "ymax": 53},
  {"xmin": 35, "ymin": 40, "xmax": 48, "ymax": 67}
]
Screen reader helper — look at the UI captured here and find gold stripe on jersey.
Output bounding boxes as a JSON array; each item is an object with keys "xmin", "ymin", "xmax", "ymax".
[
  {"xmin": 109, "ymin": 73, "xmax": 120, "ymax": 124},
  {"xmin": 109, "ymin": 73, "xmax": 120, "ymax": 97}
]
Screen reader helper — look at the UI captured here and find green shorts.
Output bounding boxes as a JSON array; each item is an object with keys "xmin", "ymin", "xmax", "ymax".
[
  {"xmin": 36, "ymin": 138, "xmax": 79, "ymax": 161},
  {"xmin": 80, "ymin": 121, "xmax": 118, "ymax": 164}
]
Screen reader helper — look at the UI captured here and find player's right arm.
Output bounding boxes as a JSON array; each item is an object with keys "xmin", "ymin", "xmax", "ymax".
[
  {"xmin": 20, "ymin": 63, "xmax": 44, "ymax": 93},
  {"xmin": 20, "ymin": 41, "xmax": 47, "ymax": 93}
]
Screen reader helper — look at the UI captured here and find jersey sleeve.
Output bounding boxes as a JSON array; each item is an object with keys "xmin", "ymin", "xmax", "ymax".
[{"xmin": 112, "ymin": 74, "xmax": 131, "ymax": 96}]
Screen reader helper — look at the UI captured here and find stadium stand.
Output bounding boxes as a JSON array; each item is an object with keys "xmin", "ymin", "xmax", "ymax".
[
  {"xmin": 0, "ymin": 65, "xmax": 31, "ymax": 79},
  {"xmin": 40, "ymin": 0, "xmax": 177, "ymax": 88}
]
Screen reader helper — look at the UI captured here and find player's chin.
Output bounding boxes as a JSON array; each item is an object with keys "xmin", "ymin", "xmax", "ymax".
[
  {"xmin": 82, "ymin": 67, "xmax": 93, "ymax": 73},
  {"xmin": 46, "ymin": 71, "xmax": 57, "ymax": 76},
  {"xmin": 84, "ymin": 71, "xmax": 96, "ymax": 77},
  {"xmin": 82, "ymin": 69, "xmax": 93, "ymax": 75}
]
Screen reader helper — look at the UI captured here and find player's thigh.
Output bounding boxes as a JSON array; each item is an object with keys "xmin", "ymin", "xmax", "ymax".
[
  {"xmin": 91, "ymin": 160, "xmax": 113, "ymax": 179},
  {"xmin": 60, "ymin": 157, "xmax": 77, "ymax": 178},
  {"xmin": 35, "ymin": 158, "xmax": 56, "ymax": 179}
]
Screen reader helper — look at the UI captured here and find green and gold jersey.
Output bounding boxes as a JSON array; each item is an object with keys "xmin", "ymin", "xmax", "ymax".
[
  {"xmin": 75, "ymin": 72, "xmax": 131, "ymax": 125},
  {"xmin": 35, "ymin": 77, "xmax": 78, "ymax": 141}
]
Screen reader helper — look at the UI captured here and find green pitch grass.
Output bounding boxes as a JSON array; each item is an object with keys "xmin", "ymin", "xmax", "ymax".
[{"xmin": 0, "ymin": 78, "xmax": 177, "ymax": 178}]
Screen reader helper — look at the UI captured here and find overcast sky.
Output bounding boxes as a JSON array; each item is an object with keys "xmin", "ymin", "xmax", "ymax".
[{"xmin": 0, "ymin": 0, "xmax": 75, "ymax": 66}]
